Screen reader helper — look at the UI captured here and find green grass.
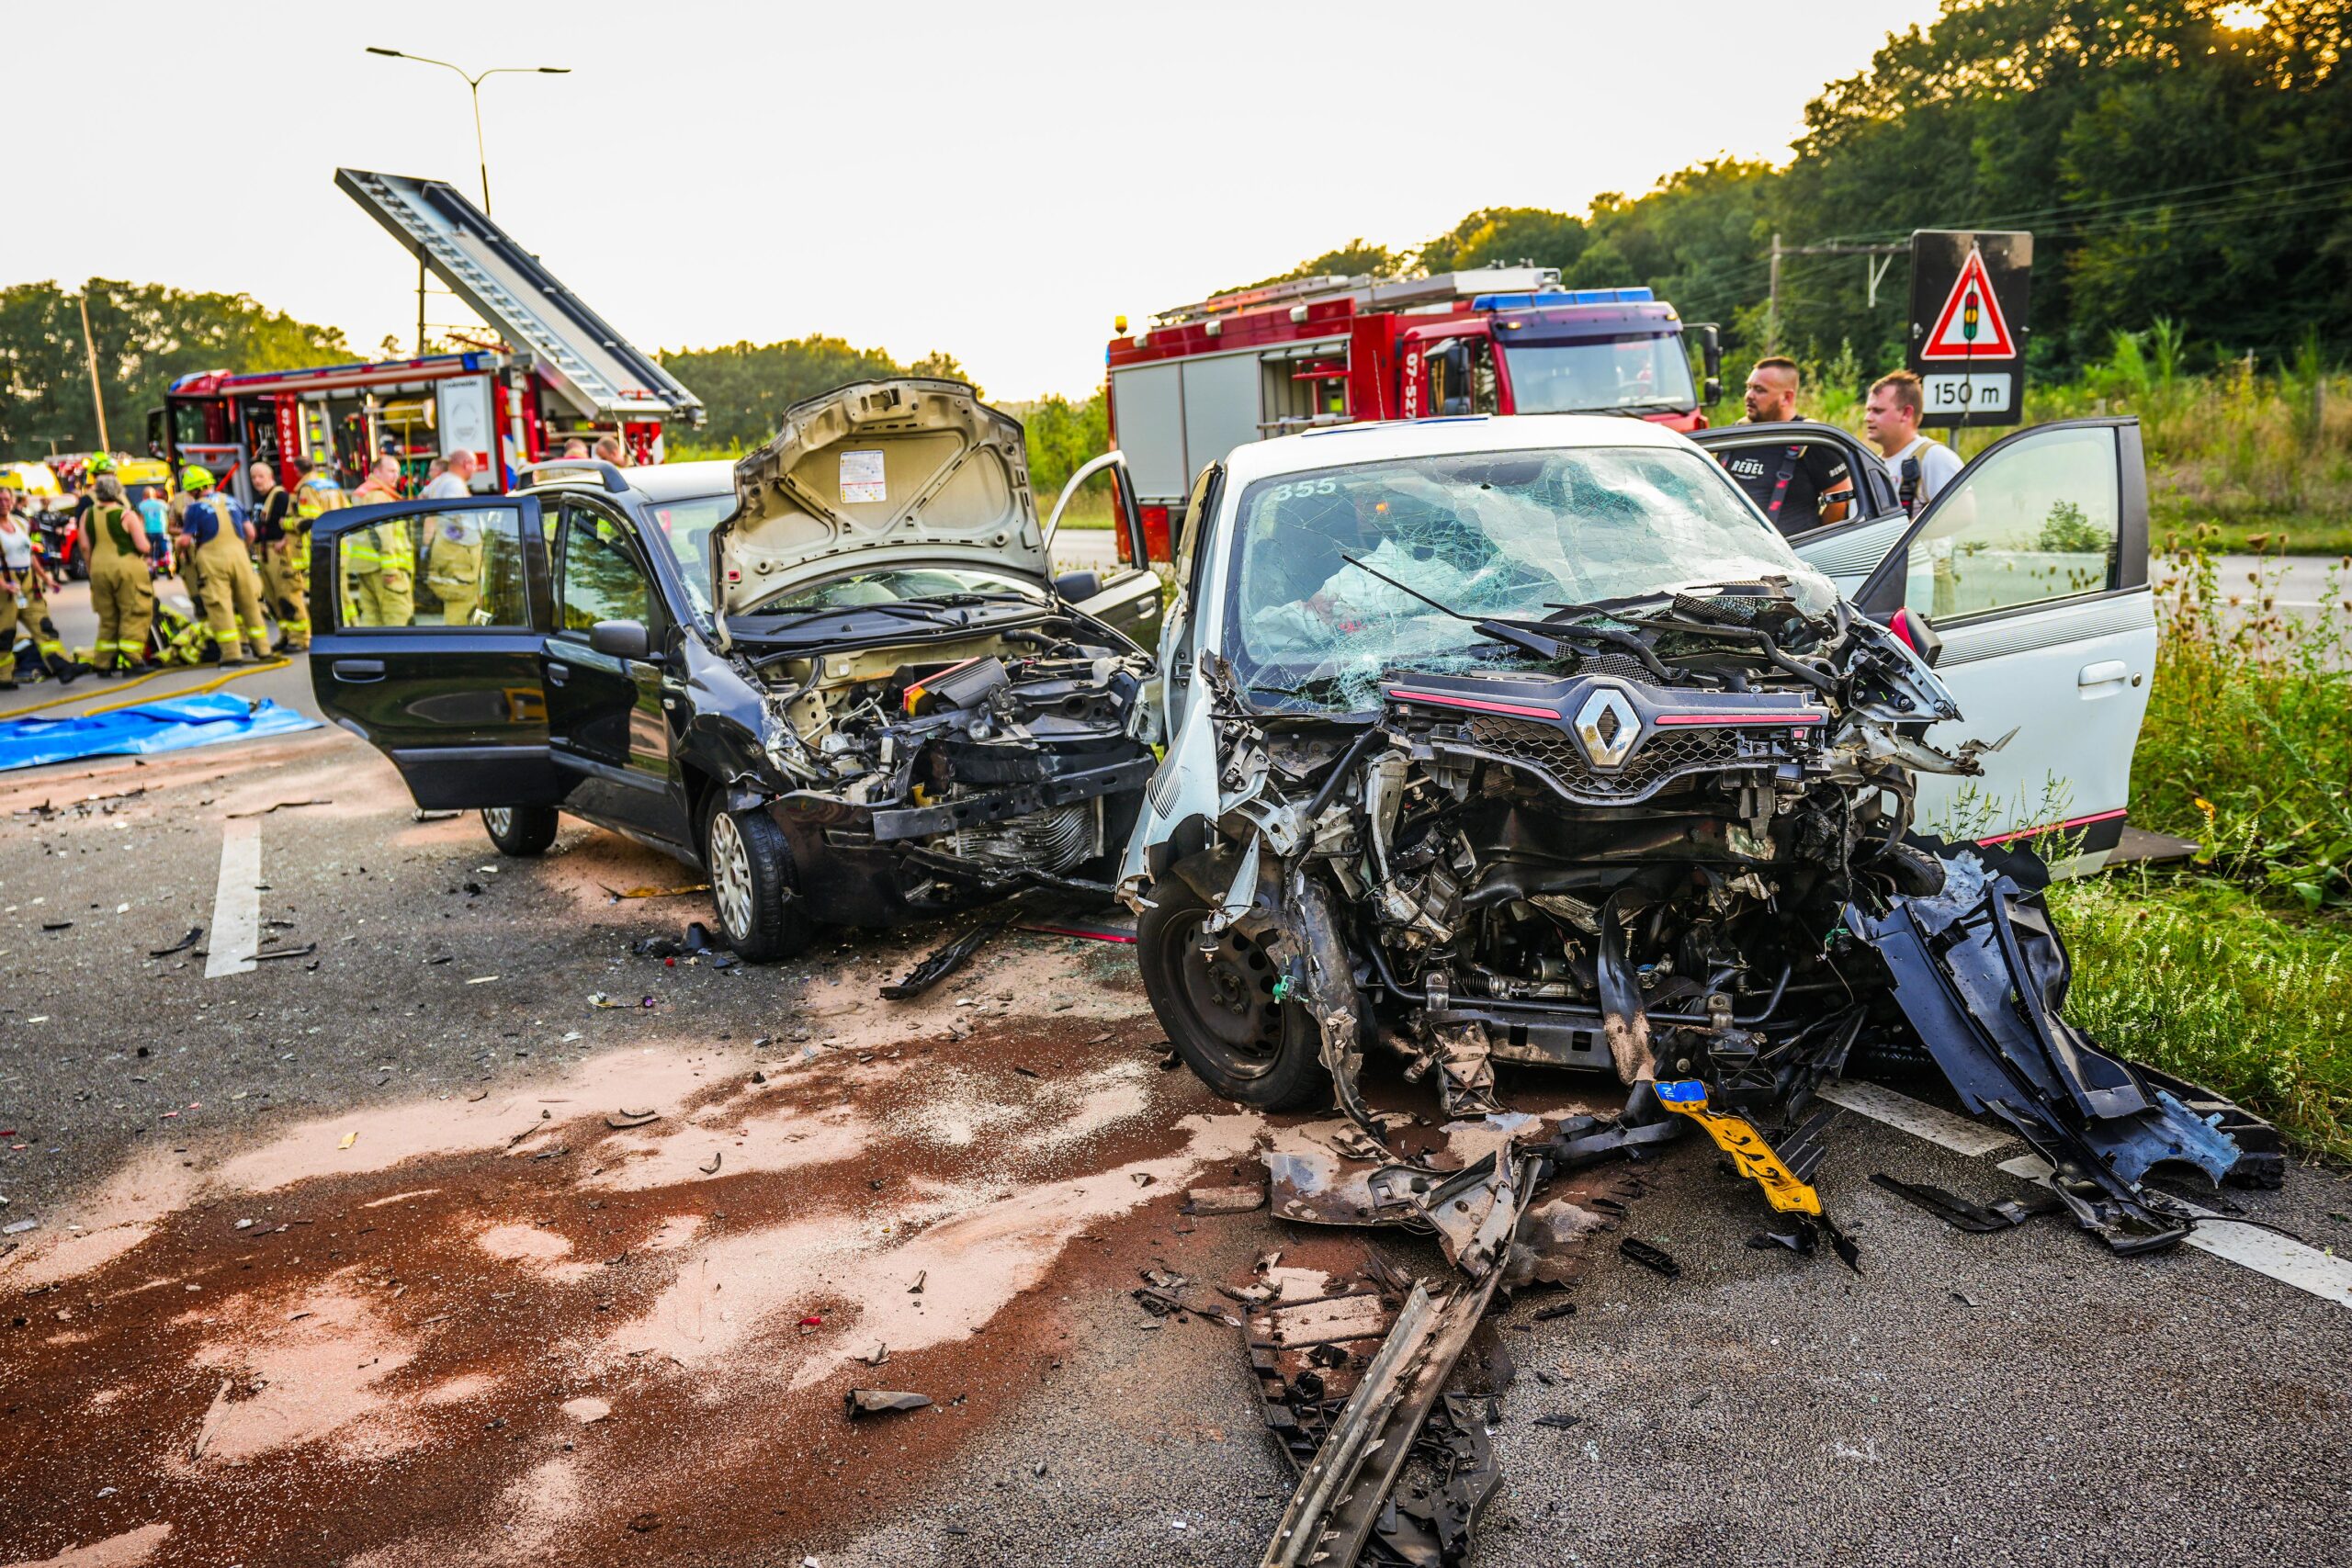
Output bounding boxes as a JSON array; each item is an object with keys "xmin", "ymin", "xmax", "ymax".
[
  {"xmin": 2048, "ymin": 874, "xmax": 2352, "ymax": 1166},
  {"xmin": 2038, "ymin": 531, "xmax": 2352, "ymax": 1162},
  {"xmin": 2151, "ymin": 502, "xmax": 2352, "ymax": 557}
]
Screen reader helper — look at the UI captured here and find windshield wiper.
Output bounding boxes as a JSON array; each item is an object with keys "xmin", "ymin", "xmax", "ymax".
[{"xmin": 1339, "ymin": 555, "xmax": 1566, "ymax": 661}]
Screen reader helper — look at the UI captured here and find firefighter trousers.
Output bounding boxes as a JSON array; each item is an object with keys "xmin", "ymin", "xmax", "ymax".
[
  {"xmin": 196, "ymin": 534, "xmax": 268, "ymax": 662},
  {"xmin": 90, "ymin": 556, "xmax": 157, "ymax": 670},
  {"xmin": 260, "ymin": 547, "xmax": 311, "ymax": 649},
  {"xmin": 346, "ymin": 565, "xmax": 415, "ymax": 628}
]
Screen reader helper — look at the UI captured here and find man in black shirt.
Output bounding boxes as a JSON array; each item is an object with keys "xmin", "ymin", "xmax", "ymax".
[{"xmin": 1721, "ymin": 356, "xmax": 1852, "ymax": 536}]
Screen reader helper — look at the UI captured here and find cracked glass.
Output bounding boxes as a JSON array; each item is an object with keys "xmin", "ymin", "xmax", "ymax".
[{"xmin": 1224, "ymin": 446, "xmax": 1835, "ymax": 711}]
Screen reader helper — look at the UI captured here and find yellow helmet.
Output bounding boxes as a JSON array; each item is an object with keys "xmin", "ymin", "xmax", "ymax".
[{"xmin": 180, "ymin": 465, "xmax": 215, "ymax": 491}]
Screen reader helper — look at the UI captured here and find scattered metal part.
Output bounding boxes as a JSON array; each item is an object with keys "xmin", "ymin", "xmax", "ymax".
[
  {"xmin": 1617, "ymin": 1237, "xmax": 1680, "ymax": 1279},
  {"xmin": 880, "ymin": 916, "xmax": 1016, "ymax": 1000},
  {"xmin": 254, "ymin": 943, "xmax": 318, "ymax": 963},
  {"xmin": 604, "ymin": 1110, "xmax": 662, "ymax": 1131},
  {"xmin": 1870, "ymin": 1172, "xmax": 2064, "ymax": 1234},
  {"xmin": 699, "ymin": 1152, "xmax": 723, "ymax": 1175},
  {"xmin": 843, "ymin": 1388, "xmax": 932, "ymax": 1418},
  {"xmin": 226, "ymin": 798, "xmax": 332, "ymax": 818},
  {"xmin": 1186, "ymin": 1183, "xmax": 1269, "ymax": 1214},
  {"xmin": 148, "ymin": 926, "xmax": 203, "ymax": 957}
]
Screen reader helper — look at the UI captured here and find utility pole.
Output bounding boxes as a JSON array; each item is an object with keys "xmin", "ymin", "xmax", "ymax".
[
  {"xmin": 76, "ymin": 290, "xmax": 110, "ymax": 453},
  {"xmin": 418, "ymin": 251, "xmax": 428, "ymax": 357},
  {"xmin": 1765, "ymin": 237, "xmax": 1908, "ymax": 351},
  {"xmin": 1767, "ymin": 233, "xmax": 1782, "ymax": 353}
]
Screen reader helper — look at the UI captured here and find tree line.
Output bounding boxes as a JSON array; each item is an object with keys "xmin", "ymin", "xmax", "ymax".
[
  {"xmin": 1256, "ymin": 0, "xmax": 2350, "ymax": 376},
  {"xmin": 0, "ymin": 280, "xmax": 351, "ymax": 457}
]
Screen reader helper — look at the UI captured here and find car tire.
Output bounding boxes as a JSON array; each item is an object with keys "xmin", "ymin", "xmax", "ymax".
[
  {"xmin": 701, "ymin": 796, "xmax": 816, "ymax": 963},
  {"xmin": 1136, "ymin": 874, "xmax": 1329, "ymax": 1111},
  {"xmin": 481, "ymin": 805, "xmax": 560, "ymax": 857}
]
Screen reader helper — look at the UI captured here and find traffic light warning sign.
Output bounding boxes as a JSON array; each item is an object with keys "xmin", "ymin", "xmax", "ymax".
[
  {"xmin": 1907, "ymin": 230, "xmax": 2032, "ymax": 427},
  {"xmin": 1919, "ymin": 247, "xmax": 2018, "ymax": 360}
]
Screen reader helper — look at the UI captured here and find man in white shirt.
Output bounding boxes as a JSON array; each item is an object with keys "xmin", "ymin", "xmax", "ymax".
[
  {"xmin": 420, "ymin": 451, "xmax": 485, "ymax": 624},
  {"xmin": 1865, "ymin": 370, "xmax": 1963, "ymax": 514}
]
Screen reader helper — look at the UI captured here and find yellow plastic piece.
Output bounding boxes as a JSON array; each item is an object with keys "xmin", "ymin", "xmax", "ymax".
[{"xmin": 1657, "ymin": 1084, "xmax": 1823, "ymax": 1215}]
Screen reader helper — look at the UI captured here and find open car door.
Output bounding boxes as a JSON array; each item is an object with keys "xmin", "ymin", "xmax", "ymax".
[
  {"xmin": 1836, "ymin": 419, "xmax": 2154, "ymax": 862},
  {"xmin": 1043, "ymin": 451, "xmax": 1163, "ymax": 647},
  {"xmin": 1691, "ymin": 420, "xmax": 1906, "ymax": 593},
  {"xmin": 309, "ymin": 495, "xmax": 567, "ymax": 811}
]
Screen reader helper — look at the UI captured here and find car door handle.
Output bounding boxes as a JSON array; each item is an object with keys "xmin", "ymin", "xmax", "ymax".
[
  {"xmin": 2077, "ymin": 660, "xmax": 2129, "ymax": 688},
  {"xmin": 547, "ymin": 662, "xmax": 570, "ymax": 687},
  {"xmin": 332, "ymin": 659, "xmax": 384, "ymax": 682}
]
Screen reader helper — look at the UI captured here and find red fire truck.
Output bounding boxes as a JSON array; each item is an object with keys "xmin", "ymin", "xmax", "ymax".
[
  {"xmin": 152, "ymin": 169, "xmax": 702, "ymax": 506},
  {"xmin": 1105, "ymin": 266, "xmax": 1720, "ymax": 555}
]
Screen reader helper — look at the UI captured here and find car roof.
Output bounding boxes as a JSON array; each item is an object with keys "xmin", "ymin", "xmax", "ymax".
[
  {"xmin": 1222, "ymin": 413, "xmax": 1697, "ymax": 489},
  {"xmin": 525, "ymin": 458, "xmax": 735, "ymax": 505}
]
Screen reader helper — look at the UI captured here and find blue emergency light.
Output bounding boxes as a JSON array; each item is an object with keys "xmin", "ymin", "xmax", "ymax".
[{"xmin": 1470, "ymin": 287, "xmax": 1657, "ymax": 310}]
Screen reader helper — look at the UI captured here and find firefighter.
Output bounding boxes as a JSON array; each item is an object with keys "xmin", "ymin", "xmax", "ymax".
[
  {"xmin": 85, "ymin": 473, "xmax": 158, "ymax": 675},
  {"xmin": 344, "ymin": 457, "xmax": 414, "ymax": 627},
  {"xmin": 287, "ymin": 457, "xmax": 345, "ymax": 637},
  {"xmin": 249, "ymin": 461, "xmax": 309, "ymax": 652},
  {"xmin": 181, "ymin": 468, "xmax": 269, "ymax": 664},
  {"xmin": 0, "ymin": 489, "xmax": 75, "ymax": 685},
  {"xmin": 419, "ymin": 449, "xmax": 483, "ymax": 625}
]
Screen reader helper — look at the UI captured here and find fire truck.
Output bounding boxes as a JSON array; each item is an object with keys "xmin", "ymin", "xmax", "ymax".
[
  {"xmin": 153, "ymin": 168, "xmax": 702, "ymax": 506},
  {"xmin": 1105, "ymin": 265, "xmax": 1720, "ymax": 555}
]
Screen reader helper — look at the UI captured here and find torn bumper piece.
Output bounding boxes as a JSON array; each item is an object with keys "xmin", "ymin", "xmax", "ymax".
[{"xmin": 1854, "ymin": 858, "xmax": 2245, "ymax": 1254}]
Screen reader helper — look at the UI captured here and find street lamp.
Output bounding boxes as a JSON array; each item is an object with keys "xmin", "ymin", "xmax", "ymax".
[{"xmin": 365, "ymin": 47, "xmax": 570, "ymax": 216}]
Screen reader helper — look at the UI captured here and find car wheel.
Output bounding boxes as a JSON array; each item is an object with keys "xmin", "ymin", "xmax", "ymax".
[
  {"xmin": 1136, "ymin": 874, "xmax": 1329, "ymax": 1111},
  {"xmin": 481, "ymin": 805, "xmax": 560, "ymax": 857},
  {"xmin": 701, "ymin": 796, "xmax": 815, "ymax": 963}
]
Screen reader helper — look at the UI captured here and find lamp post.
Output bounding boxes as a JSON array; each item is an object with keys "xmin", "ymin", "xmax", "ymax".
[{"xmin": 364, "ymin": 48, "xmax": 569, "ymax": 217}]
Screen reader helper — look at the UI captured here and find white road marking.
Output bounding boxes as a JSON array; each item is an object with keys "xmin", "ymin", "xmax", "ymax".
[
  {"xmin": 205, "ymin": 818, "xmax": 261, "ymax": 978},
  {"xmin": 1818, "ymin": 1079, "xmax": 2016, "ymax": 1156},
  {"xmin": 1999, "ymin": 1153, "xmax": 2352, "ymax": 1309}
]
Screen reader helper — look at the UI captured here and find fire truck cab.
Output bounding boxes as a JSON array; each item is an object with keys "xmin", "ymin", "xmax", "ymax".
[
  {"xmin": 1105, "ymin": 266, "xmax": 1720, "ymax": 556},
  {"xmin": 151, "ymin": 168, "xmax": 702, "ymax": 507}
]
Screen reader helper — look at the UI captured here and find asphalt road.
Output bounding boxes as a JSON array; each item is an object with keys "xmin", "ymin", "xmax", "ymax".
[{"xmin": 0, "ymin": 728, "xmax": 2345, "ymax": 1568}]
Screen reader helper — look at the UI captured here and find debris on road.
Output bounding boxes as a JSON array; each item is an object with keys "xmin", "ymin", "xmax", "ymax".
[
  {"xmin": 879, "ymin": 915, "xmax": 1014, "ymax": 1000},
  {"xmin": 843, "ymin": 1389, "xmax": 932, "ymax": 1418},
  {"xmin": 560, "ymin": 1397, "xmax": 611, "ymax": 1425},
  {"xmin": 148, "ymin": 925, "xmax": 203, "ymax": 956},
  {"xmin": 1184, "ymin": 1182, "xmax": 1268, "ymax": 1215},
  {"xmin": 225, "ymin": 797, "xmax": 333, "ymax": 818},
  {"xmin": 1871, "ymin": 1172, "xmax": 2064, "ymax": 1234},
  {"xmin": 1617, "ymin": 1237, "xmax": 1681, "ymax": 1280},
  {"xmin": 601, "ymin": 883, "xmax": 711, "ymax": 902},
  {"xmin": 604, "ymin": 1110, "xmax": 662, "ymax": 1130}
]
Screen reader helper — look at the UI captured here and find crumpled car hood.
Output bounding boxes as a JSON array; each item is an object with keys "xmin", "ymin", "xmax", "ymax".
[{"xmin": 715, "ymin": 378, "xmax": 1048, "ymax": 618}]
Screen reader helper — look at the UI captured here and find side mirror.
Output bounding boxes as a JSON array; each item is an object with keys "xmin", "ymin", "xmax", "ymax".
[
  {"xmin": 1055, "ymin": 569, "xmax": 1102, "ymax": 603},
  {"xmin": 1892, "ymin": 607, "xmax": 1944, "ymax": 668},
  {"xmin": 589, "ymin": 619, "xmax": 650, "ymax": 660},
  {"xmin": 1703, "ymin": 376, "xmax": 1724, "ymax": 403}
]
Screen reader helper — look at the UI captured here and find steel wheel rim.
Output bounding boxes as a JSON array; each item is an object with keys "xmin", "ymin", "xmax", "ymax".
[
  {"xmin": 1157, "ymin": 913, "xmax": 1283, "ymax": 1080},
  {"xmin": 709, "ymin": 812, "xmax": 754, "ymax": 940},
  {"xmin": 483, "ymin": 807, "xmax": 513, "ymax": 839}
]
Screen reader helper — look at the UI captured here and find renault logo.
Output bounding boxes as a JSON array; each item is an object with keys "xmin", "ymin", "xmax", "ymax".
[{"xmin": 1573, "ymin": 686, "xmax": 1641, "ymax": 768}]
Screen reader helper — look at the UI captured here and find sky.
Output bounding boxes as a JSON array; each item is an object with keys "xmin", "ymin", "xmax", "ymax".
[{"xmin": 13, "ymin": 0, "xmax": 1949, "ymax": 401}]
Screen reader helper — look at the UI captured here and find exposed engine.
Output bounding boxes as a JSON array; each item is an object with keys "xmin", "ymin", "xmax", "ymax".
[{"xmin": 746, "ymin": 632, "xmax": 1153, "ymax": 891}]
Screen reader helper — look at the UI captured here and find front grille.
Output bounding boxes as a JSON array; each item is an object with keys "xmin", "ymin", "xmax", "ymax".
[{"xmin": 1459, "ymin": 716, "xmax": 1753, "ymax": 803}]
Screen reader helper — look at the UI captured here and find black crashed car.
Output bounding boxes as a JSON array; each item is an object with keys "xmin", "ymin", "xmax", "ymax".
[{"xmin": 309, "ymin": 379, "xmax": 1164, "ymax": 959}]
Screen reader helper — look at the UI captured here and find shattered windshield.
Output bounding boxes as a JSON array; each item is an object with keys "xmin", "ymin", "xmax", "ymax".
[{"xmin": 1227, "ymin": 446, "xmax": 1834, "ymax": 710}]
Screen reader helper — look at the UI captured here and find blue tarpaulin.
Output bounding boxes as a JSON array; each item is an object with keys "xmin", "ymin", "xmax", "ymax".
[{"xmin": 0, "ymin": 694, "xmax": 321, "ymax": 772}]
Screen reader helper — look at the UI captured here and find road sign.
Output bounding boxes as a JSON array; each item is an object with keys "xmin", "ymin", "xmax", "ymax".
[{"xmin": 1908, "ymin": 231, "xmax": 2031, "ymax": 427}]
